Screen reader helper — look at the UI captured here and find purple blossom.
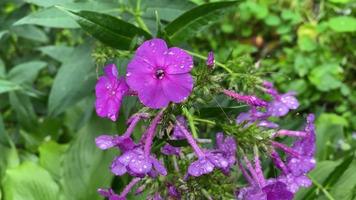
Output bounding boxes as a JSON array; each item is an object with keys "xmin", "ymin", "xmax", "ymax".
[
  {"xmin": 267, "ymin": 92, "xmax": 299, "ymax": 117},
  {"xmin": 95, "ymin": 64, "xmax": 129, "ymax": 121},
  {"xmin": 206, "ymin": 51, "xmax": 215, "ymax": 68},
  {"xmin": 277, "ymin": 174, "xmax": 312, "ymax": 193},
  {"xmin": 98, "ymin": 178, "xmax": 141, "ymax": 200},
  {"xmin": 167, "ymin": 183, "xmax": 181, "ymax": 199},
  {"xmin": 175, "ymin": 121, "xmax": 229, "ymax": 177},
  {"xmin": 223, "ymin": 89, "xmax": 268, "ymax": 107},
  {"xmin": 215, "ymin": 132, "xmax": 237, "ymax": 174},
  {"xmin": 236, "ymin": 154, "xmax": 294, "ymax": 200},
  {"xmin": 172, "ymin": 116, "xmax": 188, "ymax": 139},
  {"xmin": 236, "ymin": 108, "xmax": 278, "ymax": 129},
  {"xmin": 161, "ymin": 143, "xmax": 181, "ymax": 156},
  {"xmin": 126, "ymin": 38, "xmax": 194, "ymax": 109},
  {"xmin": 111, "ymin": 147, "xmax": 167, "ymax": 178}
]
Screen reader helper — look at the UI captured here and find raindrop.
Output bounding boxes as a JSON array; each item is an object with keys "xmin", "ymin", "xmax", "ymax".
[{"xmin": 127, "ymin": 72, "xmax": 131, "ymax": 77}]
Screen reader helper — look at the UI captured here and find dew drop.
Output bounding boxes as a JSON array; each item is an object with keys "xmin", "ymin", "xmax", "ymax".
[{"xmin": 126, "ymin": 72, "xmax": 131, "ymax": 77}]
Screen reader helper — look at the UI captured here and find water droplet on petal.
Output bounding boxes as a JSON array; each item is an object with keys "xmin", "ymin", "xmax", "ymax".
[{"xmin": 127, "ymin": 72, "xmax": 131, "ymax": 77}]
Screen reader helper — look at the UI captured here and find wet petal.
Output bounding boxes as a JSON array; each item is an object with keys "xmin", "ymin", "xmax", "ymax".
[
  {"xmin": 111, "ymin": 157, "xmax": 127, "ymax": 176},
  {"xmin": 150, "ymin": 157, "xmax": 167, "ymax": 176},
  {"xmin": 206, "ymin": 153, "xmax": 229, "ymax": 169},
  {"xmin": 135, "ymin": 38, "xmax": 168, "ymax": 67},
  {"xmin": 95, "ymin": 135, "xmax": 115, "ymax": 150},
  {"xmin": 138, "ymin": 83, "xmax": 170, "ymax": 109},
  {"xmin": 162, "ymin": 73, "xmax": 193, "ymax": 103},
  {"xmin": 164, "ymin": 47, "xmax": 193, "ymax": 74},
  {"xmin": 128, "ymin": 155, "xmax": 152, "ymax": 175},
  {"xmin": 267, "ymin": 101, "xmax": 289, "ymax": 117},
  {"xmin": 188, "ymin": 158, "xmax": 215, "ymax": 177},
  {"xmin": 281, "ymin": 94, "xmax": 299, "ymax": 109},
  {"xmin": 103, "ymin": 64, "xmax": 118, "ymax": 78}
]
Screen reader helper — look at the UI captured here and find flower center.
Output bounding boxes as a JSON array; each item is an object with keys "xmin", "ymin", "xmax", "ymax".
[{"xmin": 155, "ymin": 69, "xmax": 165, "ymax": 80}]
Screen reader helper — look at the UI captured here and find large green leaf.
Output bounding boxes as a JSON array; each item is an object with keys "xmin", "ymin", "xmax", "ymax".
[
  {"xmin": 0, "ymin": 80, "xmax": 21, "ymax": 94},
  {"xmin": 9, "ymin": 92, "xmax": 37, "ymax": 131},
  {"xmin": 11, "ymin": 25, "xmax": 49, "ymax": 43},
  {"xmin": 48, "ymin": 44, "xmax": 96, "ymax": 116},
  {"xmin": 39, "ymin": 141, "xmax": 68, "ymax": 181},
  {"xmin": 24, "ymin": 0, "xmax": 73, "ymax": 7},
  {"xmin": 2, "ymin": 162, "xmax": 59, "ymax": 200},
  {"xmin": 38, "ymin": 45, "xmax": 75, "ymax": 63},
  {"xmin": 59, "ymin": 116, "xmax": 116, "ymax": 200},
  {"xmin": 66, "ymin": 10, "xmax": 151, "ymax": 50},
  {"xmin": 7, "ymin": 61, "xmax": 47, "ymax": 84},
  {"xmin": 164, "ymin": 1, "xmax": 238, "ymax": 43},
  {"xmin": 14, "ymin": 7, "xmax": 79, "ymax": 28},
  {"xmin": 0, "ymin": 59, "xmax": 5, "ymax": 78},
  {"xmin": 330, "ymin": 157, "xmax": 356, "ymax": 200},
  {"xmin": 328, "ymin": 16, "xmax": 356, "ymax": 32}
]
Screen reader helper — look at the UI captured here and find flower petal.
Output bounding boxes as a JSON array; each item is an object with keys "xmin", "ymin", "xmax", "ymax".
[
  {"xmin": 188, "ymin": 158, "xmax": 215, "ymax": 177},
  {"xmin": 135, "ymin": 38, "xmax": 168, "ymax": 67},
  {"xmin": 164, "ymin": 47, "xmax": 193, "ymax": 74},
  {"xmin": 103, "ymin": 64, "xmax": 118, "ymax": 78},
  {"xmin": 138, "ymin": 82, "xmax": 170, "ymax": 109},
  {"xmin": 281, "ymin": 94, "xmax": 299, "ymax": 109},
  {"xmin": 111, "ymin": 157, "xmax": 127, "ymax": 176},
  {"xmin": 162, "ymin": 74, "xmax": 193, "ymax": 103},
  {"xmin": 95, "ymin": 135, "xmax": 115, "ymax": 150},
  {"xmin": 150, "ymin": 157, "xmax": 167, "ymax": 176},
  {"xmin": 128, "ymin": 155, "xmax": 152, "ymax": 175},
  {"xmin": 267, "ymin": 101, "xmax": 289, "ymax": 117}
]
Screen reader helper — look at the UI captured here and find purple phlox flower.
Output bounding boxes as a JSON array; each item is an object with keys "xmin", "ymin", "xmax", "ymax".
[
  {"xmin": 267, "ymin": 114, "xmax": 316, "ymax": 193},
  {"xmin": 267, "ymin": 91, "xmax": 299, "ymax": 117},
  {"xmin": 95, "ymin": 64, "xmax": 129, "ymax": 121},
  {"xmin": 286, "ymin": 114, "xmax": 316, "ymax": 176},
  {"xmin": 111, "ymin": 147, "xmax": 167, "ymax": 178},
  {"xmin": 173, "ymin": 116, "xmax": 188, "ymax": 139},
  {"xmin": 175, "ymin": 121, "xmax": 229, "ymax": 177},
  {"xmin": 236, "ymin": 108, "xmax": 278, "ymax": 129},
  {"xmin": 215, "ymin": 132, "xmax": 237, "ymax": 174},
  {"xmin": 167, "ymin": 183, "xmax": 181, "ymax": 199},
  {"xmin": 95, "ymin": 112, "xmax": 149, "ymax": 152},
  {"xmin": 111, "ymin": 111, "xmax": 167, "ymax": 178},
  {"xmin": 262, "ymin": 81, "xmax": 274, "ymax": 89},
  {"xmin": 223, "ymin": 89, "xmax": 268, "ymax": 107},
  {"xmin": 236, "ymin": 151, "xmax": 293, "ymax": 200},
  {"xmin": 161, "ymin": 143, "xmax": 181, "ymax": 156},
  {"xmin": 98, "ymin": 178, "xmax": 141, "ymax": 200},
  {"xmin": 206, "ymin": 51, "xmax": 215, "ymax": 68},
  {"xmin": 126, "ymin": 38, "xmax": 194, "ymax": 109},
  {"xmin": 161, "ymin": 116, "xmax": 188, "ymax": 156}
]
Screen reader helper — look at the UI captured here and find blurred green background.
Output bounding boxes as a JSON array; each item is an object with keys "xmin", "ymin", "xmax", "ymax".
[{"xmin": 0, "ymin": 0, "xmax": 355, "ymax": 199}]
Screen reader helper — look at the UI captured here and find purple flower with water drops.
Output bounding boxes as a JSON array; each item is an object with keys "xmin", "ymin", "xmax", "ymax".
[
  {"xmin": 161, "ymin": 143, "xmax": 181, "ymax": 156},
  {"xmin": 95, "ymin": 64, "xmax": 129, "ymax": 121},
  {"xmin": 111, "ymin": 147, "xmax": 167, "ymax": 178},
  {"xmin": 223, "ymin": 89, "xmax": 268, "ymax": 107},
  {"xmin": 175, "ymin": 121, "xmax": 229, "ymax": 177},
  {"xmin": 206, "ymin": 51, "xmax": 215, "ymax": 68},
  {"xmin": 98, "ymin": 178, "xmax": 141, "ymax": 200},
  {"xmin": 277, "ymin": 174, "xmax": 312, "ymax": 193},
  {"xmin": 267, "ymin": 91, "xmax": 299, "ymax": 117},
  {"xmin": 215, "ymin": 132, "xmax": 237, "ymax": 174},
  {"xmin": 286, "ymin": 114, "xmax": 316, "ymax": 176},
  {"xmin": 126, "ymin": 38, "xmax": 194, "ymax": 109},
  {"xmin": 236, "ymin": 108, "xmax": 278, "ymax": 129}
]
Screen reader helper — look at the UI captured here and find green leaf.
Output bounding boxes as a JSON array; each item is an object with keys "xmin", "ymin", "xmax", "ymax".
[
  {"xmin": 0, "ymin": 79, "xmax": 21, "ymax": 94},
  {"xmin": 11, "ymin": 25, "xmax": 49, "ymax": 43},
  {"xmin": 298, "ymin": 35, "xmax": 317, "ymax": 52},
  {"xmin": 265, "ymin": 14, "xmax": 281, "ymax": 26},
  {"xmin": 330, "ymin": 157, "xmax": 356, "ymax": 200},
  {"xmin": 9, "ymin": 92, "xmax": 37, "ymax": 131},
  {"xmin": 24, "ymin": 0, "xmax": 73, "ymax": 7},
  {"xmin": 59, "ymin": 116, "xmax": 116, "ymax": 200},
  {"xmin": 2, "ymin": 162, "xmax": 59, "ymax": 200},
  {"xmin": 38, "ymin": 45, "xmax": 75, "ymax": 63},
  {"xmin": 164, "ymin": 1, "xmax": 238, "ymax": 44},
  {"xmin": 0, "ymin": 30, "xmax": 8, "ymax": 40},
  {"xmin": 7, "ymin": 61, "xmax": 47, "ymax": 84},
  {"xmin": 315, "ymin": 113, "xmax": 348, "ymax": 160},
  {"xmin": 48, "ymin": 44, "xmax": 96, "ymax": 116},
  {"xmin": 66, "ymin": 10, "xmax": 151, "ymax": 50},
  {"xmin": 0, "ymin": 58, "xmax": 5, "ymax": 78},
  {"xmin": 308, "ymin": 63, "xmax": 343, "ymax": 91},
  {"xmin": 0, "ymin": 144, "xmax": 19, "ymax": 178},
  {"xmin": 39, "ymin": 141, "xmax": 68, "ymax": 181},
  {"xmin": 14, "ymin": 7, "xmax": 79, "ymax": 28},
  {"xmin": 142, "ymin": 0, "xmax": 195, "ymax": 22},
  {"xmin": 328, "ymin": 0, "xmax": 352, "ymax": 4},
  {"xmin": 328, "ymin": 16, "xmax": 356, "ymax": 32}
]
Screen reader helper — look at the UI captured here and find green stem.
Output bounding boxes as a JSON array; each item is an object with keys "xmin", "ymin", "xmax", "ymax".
[
  {"xmin": 308, "ymin": 175, "xmax": 336, "ymax": 200},
  {"xmin": 185, "ymin": 50, "xmax": 234, "ymax": 74},
  {"xmin": 193, "ymin": 118, "xmax": 216, "ymax": 125},
  {"xmin": 182, "ymin": 107, "xmax": 199, "ymax": 139},
  {"xmin": 134, "ymin": 0, "xmax": 151, "ymax": 34}
]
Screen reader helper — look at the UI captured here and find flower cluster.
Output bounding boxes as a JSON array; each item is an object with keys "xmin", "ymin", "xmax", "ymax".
[{"xmin": 93, "ymin": 38, "xmax": 316, "ymax": 199}]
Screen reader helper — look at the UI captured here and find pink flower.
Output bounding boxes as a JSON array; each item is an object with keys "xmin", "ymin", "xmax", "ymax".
[
  {"xmin": 126, "ymin": 38, "xmax": 194, "ymax": 109},
  {"xmin": 95, "ymin": 64, "xmax": 129, "ymax": 121}
]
